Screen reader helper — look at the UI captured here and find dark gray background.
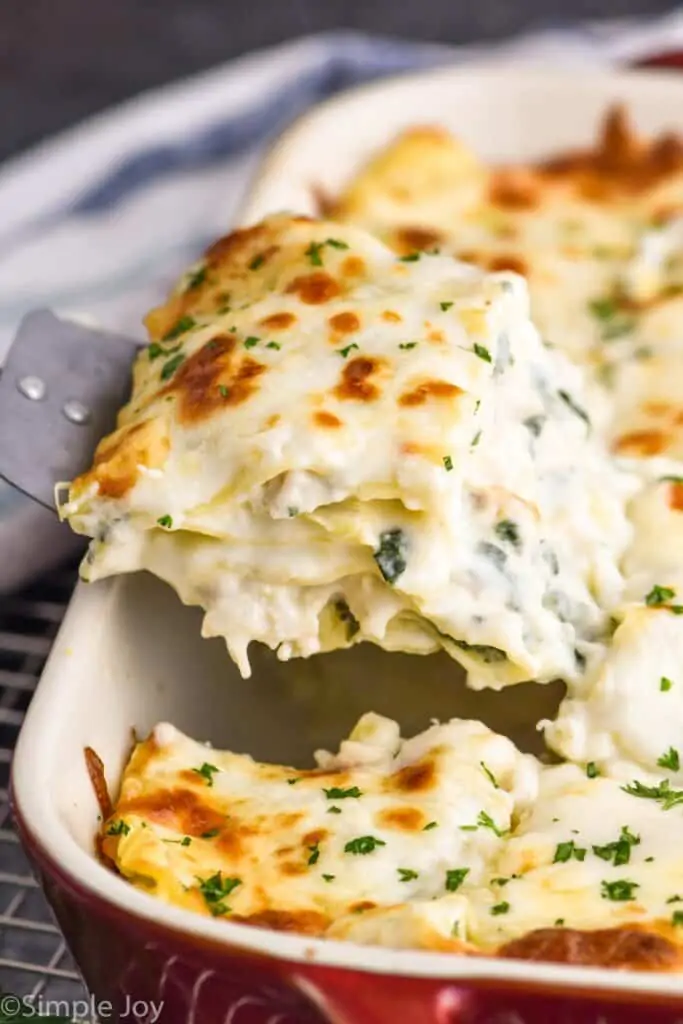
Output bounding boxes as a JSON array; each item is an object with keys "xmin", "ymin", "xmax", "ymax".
[{"xmin": 1, "ymin": 0, "xmax": 679, "ymax": 165}]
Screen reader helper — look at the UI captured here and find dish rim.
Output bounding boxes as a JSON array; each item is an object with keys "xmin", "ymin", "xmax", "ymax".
[{"xmin": 14, "ymin": 60, "xmax": 683, "ymax": 996}]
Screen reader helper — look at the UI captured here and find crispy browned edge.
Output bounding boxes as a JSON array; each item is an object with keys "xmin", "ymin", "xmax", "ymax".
[{"xmin": 320, "ymin": 104, "xmax": 683, "ymax": 217}]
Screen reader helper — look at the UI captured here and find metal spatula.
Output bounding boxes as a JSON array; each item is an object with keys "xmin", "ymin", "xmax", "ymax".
[{"xmin": 0, "ymin": 310, "xmax": 140, "ymax": 510}]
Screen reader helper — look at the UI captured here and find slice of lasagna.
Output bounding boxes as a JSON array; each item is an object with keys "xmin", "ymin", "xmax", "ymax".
[
  {"xmin": 101, "ymin": 715, "xmax": 683, "ymax": 969},
  {"xmin": 61, "ymin": 213, "xmax": 633, "ymax": 688},
  {"xmin": 101, "ymin": 713, "xmax": 538, "ymax": 951}
]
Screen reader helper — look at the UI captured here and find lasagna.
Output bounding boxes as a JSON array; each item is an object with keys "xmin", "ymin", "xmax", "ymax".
[
  {"xmin": 60, "ymin": 212, "xmax": 633, "ymax": 689},
  {"xmin": 69, "ymin": 106, "xmax": 683, "ymax": 966}
]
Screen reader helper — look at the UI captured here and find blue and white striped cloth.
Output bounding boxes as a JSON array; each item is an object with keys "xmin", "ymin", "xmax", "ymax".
[{"xmin": 1, "ymin": 17, "xmax": 683, "ymax": 583}]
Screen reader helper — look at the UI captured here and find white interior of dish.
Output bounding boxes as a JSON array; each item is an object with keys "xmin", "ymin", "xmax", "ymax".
[{"xmin": 14, "ymin": 66, "xmax": 683, "ymax": 995}]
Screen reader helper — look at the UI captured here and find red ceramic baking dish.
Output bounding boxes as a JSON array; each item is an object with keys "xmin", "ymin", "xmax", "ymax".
[{"xmin": 13, "ymin": 63, "xmax": 683, "ymax": 1023}]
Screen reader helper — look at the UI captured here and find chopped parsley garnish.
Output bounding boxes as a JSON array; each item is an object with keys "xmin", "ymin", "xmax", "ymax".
[
  {"xmin": 471, "ymin": 430, "xmax": 482, "ymax": 448},
  {"xmin": 554, "ymin": 918, "xmax": 565, "ymax": 927},
  {"xmin": 553, "ymin": 840, "xmax": 587, "ymax": 863},
  {"xmin": 587, "ymin": 297, "xmax": 636, "ymax": 340},
  {"xmin": 323, "ymin": 786, "xmax": 363, "ymax": 800},
  {"xmin": 344, "ymin": 835, "xmax": 386, "ymax": 855},
  {"xmin": 286, "ymin": 777, "xmax": 301, "ymax": 785},
  {"xmin": 445, "ymin": 868, "xmax": 470, "ymax": 892},
  {"xmin": 558, "ymin": 389, "xmax": 590, "ymax": 428},
  {"xmin": 244, "ymin": 336, "xmax": 260, "ymax": 349},
  {"xmin": 162, "ymin": 835, "xmax": 192, "ymax": 846},
  {"xmin": 157, "ymin": 515, "xmax": 173, "ymax": 529},
  {"xmin": 287, "ymin": 507, "xmax": 298, "ymax": 518},
  {"xmin": 440, "ymin": 301, "xmax": 454, "ymax": 312},
  {"xmin": 422, "ymin": 821, "xmax": 438, "ymax": 831},
  {"xmin": 192, "ymin": 762, "xmax": 219, "ymax": 787},
  {"xmin": 399, "ymin": 252, "xmax": 421, "ymax": 262},
  {"xmin": 218, "ymin": 384, "xmax": 230, "ymax": 398},
  {"xmin": 186, "ymin": 266, "xmax": 207, "ymax": 290},
  {"xmin": 399, "ymin": 341, "xmax": 418, "ymax": 350},
  {"xmin": 643, "ymin": 585, "xmax": 683, "ymax": 614},
  {"xmin": 491, "ymin": 902, "xmax": 510, "ymax": 916},
  {"xmin": 646, "ymin": 584, "xmax": 676, "ymax": 607},
  {"xmin": 586, "ymin": 762, "xmax": 600, "ymax": 779},
  {"xmin": 622, "ymin": 778, "xmax": 683, "ymax": 809},
  {"xmin": 668, "ymin": 895, "xmax": 683, "ymax": 904},
  {"xmin": 266, "ymin": 340, "xmax": 281, "ymax": 350},
  {"xmin": 398, "ymin": 868, "xmax": 419, "ymax": 882},
  {"xmin": 163, "ymin": 315, "xmax": 196, "ymax": 341},
  {"xmin": 249, "ymin": 254, "xmax": 265, "ymax": 270},
  {"xmin": 148, "ymin": 342, "xmax": 164, "ymax": 361},
  {"xmin": 477, "ymin": 810, "xmax": 507, "ymax": 838},
  {"xmin": 661, "ymin": 676, "xmax": 674, "ymax": 692},
  {"xmin": 673, "ymin": 911, "xmax": 683, "ymax": 927},
  {"xmin": 322, "ymin": 874, "xmax": 335, "ymax": 882},
  {"xmin": 642, "ymin": 586, "xmax": 683, "ymax": 615},
  {"xmin": 658, "ymin": 747, "xmax": 680, "ymax": 772},
  {"xmin": 592, "ymin": 826, "xmax": 640, "ymax": 866},
  {"xmin": 305, "ymin": 242, "xmax": 324, "ymax": 266},
  {"xmin": 443, "ymin": 455, "xmax": 454, "ymax": 472},
  {"xmin": 491, "ymin": 877, "xmax": 510, "ymax": 887},
  {"xmin": 106, "ymin": 820, "xmax": 130, "ymax": 837},
  {"xmin": 196, "ymin": 872, "xmax": 241, "ymax": 916},
  {"xmin": 494, "ymin": 519, "xmax": 520, "ymax": 549},
  {"xmin": 338, "ymin": 342, "xmax": 359, "ymax": 358},
  {"xmin": 588, "ymin": 297, "xmax": 618, "ymax": 321},
  {"xmin": 308, "ymin": 842, "xmax": 321, "ymax": 866},
  {"xmin": 480, "ymin": 762, "xmax": 499, "ymax": 789},
  {"xmin": 473, "ymin": 343, "xmax": 492, "ymax": 363},
  {"xmin": 160, "ymin": 353, "xmax": 185, "ymax": 381},
  {"xmin": 601, "ymin": 879, "xmax": 639, "ymax": 902},
  {"xmin": 374, "ymin": 528, "xmax": 408, "ymax": 584},
  {"xmin": 327, "ymin": 806, "xmax": 341, "ymax": 814},
  {"xmin": 305, "ymin": 238, "xmax": 349, "ymax": 266}
]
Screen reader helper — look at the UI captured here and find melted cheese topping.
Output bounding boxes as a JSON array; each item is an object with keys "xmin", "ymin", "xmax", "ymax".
[
  {"xmin": 468, "ymin": 763, "xmax": 683, "ymax": 954},
  {"xmin": 61, "ymin": 213, "xmax": 634, "ymax": 689},
  {"xmin": 103, "ymin": 714, "xmax": 538, "ymax": 948},
  {"xmin": 104, "ymin": 716, "xmax": 683, "ymax": 966},
  {"xmin": 333, "ymin": 106, "xmax": 683, "ymax": 461}
]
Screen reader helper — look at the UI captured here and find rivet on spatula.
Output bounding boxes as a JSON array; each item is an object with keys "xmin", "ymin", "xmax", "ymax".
[
  {"xmin": 17, "ymin": 375, "xmax": 46, "ymax": 401},
  {"xmin": 62, "ymin": 399, "xmax": 91, "ymax": 424}
]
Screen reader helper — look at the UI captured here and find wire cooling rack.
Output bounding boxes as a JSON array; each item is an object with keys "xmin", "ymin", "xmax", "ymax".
[{"xmin": 0, "ymin": 564, "xmax": 89, "ymax": 1006}]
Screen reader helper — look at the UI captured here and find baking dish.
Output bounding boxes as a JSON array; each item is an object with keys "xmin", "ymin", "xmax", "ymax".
[{"xmin": 13, "ymin": 64, "xmax": 683, "ymax": 1023}]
